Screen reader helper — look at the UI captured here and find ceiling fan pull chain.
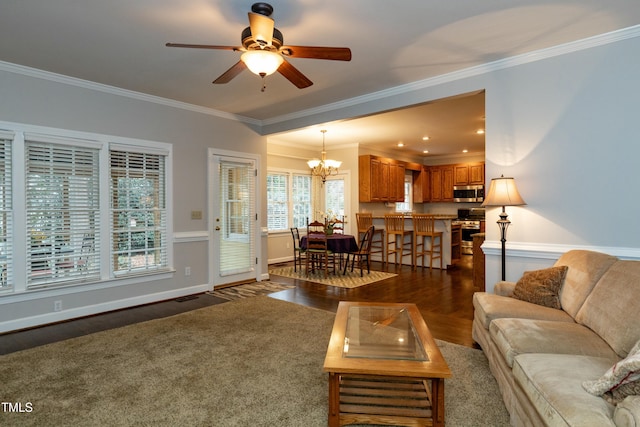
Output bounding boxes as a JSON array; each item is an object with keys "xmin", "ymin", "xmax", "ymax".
[{"xmin": 261, "ymin": 75, "xmax": 267, "ymax": 92}]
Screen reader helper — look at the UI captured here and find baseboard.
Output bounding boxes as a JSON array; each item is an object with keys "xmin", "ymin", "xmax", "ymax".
[{"xmin": 0, "ymin": 284, "xmax": 210, "ymax": 334}]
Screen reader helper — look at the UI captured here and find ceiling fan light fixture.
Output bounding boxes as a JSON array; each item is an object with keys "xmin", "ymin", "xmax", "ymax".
[{"xmin": 241, "ymin": 50, "xmax": 283, "ymax": 76}]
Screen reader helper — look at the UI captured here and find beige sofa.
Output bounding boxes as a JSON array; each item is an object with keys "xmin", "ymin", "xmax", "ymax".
[{"xmin": 473, "ymin": 250, "xmax": 640, "ymax": 426}]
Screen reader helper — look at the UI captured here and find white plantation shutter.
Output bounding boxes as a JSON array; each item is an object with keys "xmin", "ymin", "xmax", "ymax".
[
  {"xmin": 110, "ymin": 149, "xmax": 168, "ymax": 275},
  {"xmin": 25, "ymin": 139, "xmax": 101, "ymax": 288},
  {"xmin": 0, "ymin": 132, "xmax": 13, "ymax": 290}
]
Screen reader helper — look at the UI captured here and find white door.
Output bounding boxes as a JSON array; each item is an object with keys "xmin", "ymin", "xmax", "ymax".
[{"xmin": 209, "ymin": 151, "xmax": 258, "ymax": 287}]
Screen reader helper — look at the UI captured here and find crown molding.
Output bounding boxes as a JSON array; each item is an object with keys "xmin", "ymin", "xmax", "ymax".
[
  {"xmin": 261, "ymin": 24, "xmax": 640, "ymax": 127},
  {"xmin": 0, "ymin": 60, "xmax": 261, "ymax": 127}
]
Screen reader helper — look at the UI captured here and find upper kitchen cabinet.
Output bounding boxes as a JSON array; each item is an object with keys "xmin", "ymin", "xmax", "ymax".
[
  {"xmin": 454, "ymin": 162, "xmax": 485, "ymax": 186},
  {"xmin": 430, "ymin": 165, "xmax": 454, "ymax": 202},
  {"xmin": 359, "ymin": 155, "xmax": 405, "ymax": 202},
  {"xmin": 412, "ymin": 165, "xmax": 430, "ymax": 203}
]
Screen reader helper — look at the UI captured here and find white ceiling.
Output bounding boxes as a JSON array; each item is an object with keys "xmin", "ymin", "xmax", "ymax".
[{"xmin": 1, "ymin": 1, "xmax": 639, "ymax": 156}]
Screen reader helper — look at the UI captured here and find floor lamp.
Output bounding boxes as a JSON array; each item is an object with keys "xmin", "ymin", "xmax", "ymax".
[{"xmin": 481, "ymin": 175, "xmax": 526, "ymax": 281}]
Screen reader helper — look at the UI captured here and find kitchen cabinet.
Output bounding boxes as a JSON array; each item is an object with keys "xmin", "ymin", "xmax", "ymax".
[
  {"xmin": 450, "ymin": 223, "xmax": 462, "ymax": 265},
  {"xmin": 430, "ymin": 165, "xmax": 454, "ymax": 202},
  {"xmin": 359, "ymin": 155, "xmax": 405, "ymax": 202},
  {"xmin": 454, "ymin": 162, "xmax": 485, "ymax": 186},
  {"xmin": 412, "ymin": 166, "xmax": 430, "ymax": 203},
  {"xmin": 472, "ymin": 233, "xmax": 486, "ymax": 291},
  {"xmin": 390, "ymin": 162, "xmax": 405, "ymax": 201}
]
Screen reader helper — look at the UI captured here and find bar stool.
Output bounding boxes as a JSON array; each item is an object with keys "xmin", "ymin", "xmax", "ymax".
[
  {"xmin": 356, "ymin": 213, "xmax": 385, "ymax": 265},
  {"xmin": 412, "ymin": 214, "xmax": 443, "ymax": 270},
  {"xmin": 384, "ymin": 214, "xmax": 413, "ymax": 267}
]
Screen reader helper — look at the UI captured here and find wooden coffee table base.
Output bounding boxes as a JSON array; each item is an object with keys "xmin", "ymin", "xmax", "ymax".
[{"xmin": 328, "ymin": 373, "xmax": 445, "ymax": 427}]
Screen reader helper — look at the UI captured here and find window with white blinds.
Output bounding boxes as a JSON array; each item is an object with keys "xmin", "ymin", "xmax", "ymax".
[
  {"xmin": 266, "ymin": 171, "xmax": 312, "ymax": 232},
  {"xmin": 110, "ymin": 149, "xmax": 168, "ymax": 275},
  {"xmin": 25, "ymin": 139, "xmax": 101, "ymax": 288},
  {"xmin": 267, "ymin": 173, "xmax": 288, "ymax": 231},
  {"xmin": 0, "ymin": 134, "xmax": 12, "ymax": 290},
  {"xmin": 218, "ymin": 159, "xmax": 256, "ymax": 277},
  {"xmin": 292, "ymin": 174, "xmax": 312, "ymax": 228}
]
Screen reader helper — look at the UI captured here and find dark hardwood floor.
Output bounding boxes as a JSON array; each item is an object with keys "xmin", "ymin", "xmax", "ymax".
[
  {"xmin": 0, "ymin": 255, "xmax": 479, "ymax": 355},
  {"xmin": 270, "ymin": 255, "xmax": 479, "ymax": 348}
]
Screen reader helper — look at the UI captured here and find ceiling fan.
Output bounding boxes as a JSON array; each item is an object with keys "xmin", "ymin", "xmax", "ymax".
[{"xmin": 166, "ymin": 2, "xmax": 352, "ymax": 91}]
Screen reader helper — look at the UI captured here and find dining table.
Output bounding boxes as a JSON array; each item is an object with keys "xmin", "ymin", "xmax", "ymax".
[{"xmin": 300, "ymin": 233, "xmax": 358, "ymax": 254}]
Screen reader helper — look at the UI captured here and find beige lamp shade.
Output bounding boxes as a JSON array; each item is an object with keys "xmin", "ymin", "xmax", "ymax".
[{"xmin": 482, "ymin": 175, "xmax": 526, "ymax": 207}]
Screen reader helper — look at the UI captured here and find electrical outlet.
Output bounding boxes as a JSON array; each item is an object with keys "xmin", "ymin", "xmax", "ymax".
[
  {"xmin": 191, "ymin": 210, "xmax": 203, "ymax": 220},
  {"xmin": 185, "ymin": 266, "xmax": 191, "ymax": 276},
  {"xmin": 54, "ymin": 300, "xmax": 62, "ymax": 312}
]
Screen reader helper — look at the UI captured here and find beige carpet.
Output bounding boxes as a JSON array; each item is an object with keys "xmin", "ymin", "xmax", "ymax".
[
  {"xmin": 269, "ymin": 265, "xmax": 397, "ymax": 288},
  {"xmin": 0, "ymin": 296, "xmax": 509, "ymax": 426},
  {"xmin": 207, "ymin": 281, "xmax": 295, "ymax": 301}
]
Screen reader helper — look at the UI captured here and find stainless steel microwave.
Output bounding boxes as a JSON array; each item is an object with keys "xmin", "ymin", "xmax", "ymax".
[{"xmin": 453, "ymin": 185, "xmax": 484, "ymax": 203}]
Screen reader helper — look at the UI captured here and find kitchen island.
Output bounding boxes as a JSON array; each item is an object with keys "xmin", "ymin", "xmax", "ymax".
[{"xmin": 370, "ymin": 215, "xmax": 459, "ymax": 268}]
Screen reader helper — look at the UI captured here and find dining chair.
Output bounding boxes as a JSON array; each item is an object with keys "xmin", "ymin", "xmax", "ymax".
[
  {"xmin": 344, "ymin": 225, "xmax": 374, "ymax": 276},
  {"xmin": 356, "ymin": 213, "xmax": 385, "ymax": 265},
  {"xmin": 412, "ymin": 214, "xmax": 443, "ymax": 270},
  {"xmin": 307, "ymin": 219, "xmax": 325, "ymax": 234},
  {"xmin": 305, "ymin": 226, "xmax": 336, "ymax": 278},
  {"xmin": 290, "ymin": 227, "xmax": 306, "ymax": 272},
  {"xmin": 384, "ymin": 213, "xmax": 413, "ymax": 267},
  {"xmin": 331, "ymin": 215, "xmax": 345, "ymax": 234}
]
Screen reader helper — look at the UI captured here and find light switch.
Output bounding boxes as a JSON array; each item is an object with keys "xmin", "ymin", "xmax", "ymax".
[{"xmin": 191, "ymin": 210, "xmax": 203, "ymax": 220}]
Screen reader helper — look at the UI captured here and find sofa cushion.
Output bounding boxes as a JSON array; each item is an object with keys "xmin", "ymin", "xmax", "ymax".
[
  {"xmin": 513, "ymin": 353, "xmax": 616, "ymax": 426},
  {"xmin": 490, "ymin": 318, "xmax": 619, "ymax": 368},
  {"xmin": 614, "ymin": 396, "xmax": 640, "ymax": 427},
  {"xmin": 576, "ymin": 260, "xmax": 640, "ymax": 357},
  {"xmin": 512, "ymin": 266, "xmax": 568, "ymax": 309},
  {"xmin": 473, "ymin": 292, "xmax": 574, "ymax": 330},
  {"xmin": 555, "ymin": 250, "xmax": 618, "ymax": 318},
  {"xmin": 583, "ymin": 339, "xmax": 640, "ymax": 405}
]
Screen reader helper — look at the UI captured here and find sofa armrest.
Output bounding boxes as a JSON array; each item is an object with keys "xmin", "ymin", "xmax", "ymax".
[
  {"xmin": 615, "ymin": 396, "xmax": 640, "ymax": 427},
  {"xmin": 494, "ymin": 281, "xmax": 517, "ymax": 296}
]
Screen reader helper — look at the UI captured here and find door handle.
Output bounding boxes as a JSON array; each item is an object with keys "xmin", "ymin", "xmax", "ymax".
[{"xmin": 215, "ymin": 226, "xmax": 221, "ymax": 231}]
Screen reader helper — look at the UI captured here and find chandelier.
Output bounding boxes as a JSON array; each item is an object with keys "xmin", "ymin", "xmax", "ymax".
[{"xmin": 307, "ymin": 130, "xmax": 342, "ymax": 183}]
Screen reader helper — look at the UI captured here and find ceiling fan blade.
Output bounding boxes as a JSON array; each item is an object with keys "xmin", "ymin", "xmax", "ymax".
[
  {"xmin": 277, "ymin": 60, "xmax": 313, "ymax": 89},
  {"xmin": 212, "ymin": 61, "xmax": 247, "ymax": 84},
  {"xmin": 248, "ymin": 12, "xmax": 274, "ymax": 46},
  {"xmin": 166, "ymin": 43, "xmax": 242, "ymax": 51},
  {"xmin": 280, "ymin": 46, "xmax": 352, "ymax": 61}
]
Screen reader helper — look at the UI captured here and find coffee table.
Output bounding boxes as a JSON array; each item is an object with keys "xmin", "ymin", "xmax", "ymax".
[{"xmin": 323, "ymin": 302, "xmax": 451, "ymax": 427}]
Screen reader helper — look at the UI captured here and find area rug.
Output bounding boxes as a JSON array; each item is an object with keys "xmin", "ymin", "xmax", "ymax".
[
  {"xmin": 0, "ymin": 297, "xmax": 509, "ymax": 426},
  {"xmin": 207, "ymin": 280, "xmax": 295, "ymax": 301},
  {"xmin": 269, "ymin": 265, "xmax": 397, "ymax": 288}
]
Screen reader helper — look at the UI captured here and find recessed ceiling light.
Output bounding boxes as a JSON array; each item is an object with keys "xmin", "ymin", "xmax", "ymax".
[
  {"xmin": 423, "ymin": 150, "xmax": 429, "ymax": 154},
  {"xmin": 476, "ymin": 129, "xmax": 485, "ymax": 134},
  {"xmin": 422, "ymin": 136, "xmax": 430, "ymax": 141},
  {"xmin": 462, "ymin": 149, "xmax": 468, "ymax": 153},
  {"xmin": 397, "ymin": 142, "xmax": 404, "ymax": 147}
]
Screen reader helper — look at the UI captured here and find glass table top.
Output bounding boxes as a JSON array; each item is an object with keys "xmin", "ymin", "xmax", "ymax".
[{"xmin": 343, "ymin": 305, "xmax": 428, "ymax": 361}]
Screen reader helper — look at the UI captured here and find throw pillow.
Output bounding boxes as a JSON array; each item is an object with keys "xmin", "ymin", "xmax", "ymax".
[
  {"xmin": 583, "ymin": 339, "xmax": 640, "ymax": 405},
  {"xmin": 512, "ymin": 266, "xmax": 568, "ymax": 309}
]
